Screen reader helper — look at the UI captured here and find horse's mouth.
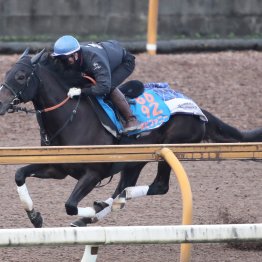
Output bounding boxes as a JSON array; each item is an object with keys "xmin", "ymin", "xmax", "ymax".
[
  {"xmin": 0, "ymin": 86, "xmax": 15, "ymax": 115},
  {"xmin": 0, "ymin": 102, "xmax": 7, "ymax": 115},
  {"xmin": 0, "ymin": 100, "xmax": 14, "ymax": 115}
]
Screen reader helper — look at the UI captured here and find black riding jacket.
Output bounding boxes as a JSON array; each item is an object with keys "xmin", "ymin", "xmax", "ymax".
[{"xmin": 79, "ymin": 40, "xmax": 126, "ymax": 96}]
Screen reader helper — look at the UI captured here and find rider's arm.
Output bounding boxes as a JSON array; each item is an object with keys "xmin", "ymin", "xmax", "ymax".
[{"xmin": 81, "ymin": 52, "xmax": 112, "ymax": 97}]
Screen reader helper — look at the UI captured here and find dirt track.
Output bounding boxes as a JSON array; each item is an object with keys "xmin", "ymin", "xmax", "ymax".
[{"xmin": 0, "ymin": 51, "xmax": 261, "ymax": 261}]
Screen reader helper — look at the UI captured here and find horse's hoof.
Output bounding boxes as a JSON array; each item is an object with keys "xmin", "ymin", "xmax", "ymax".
[
  {"xmin": 93, "ymin": 201, "xmax": 109, "ymax": 213},
  {"xmin": 26, "ymin": 209, "xmax": 43, "ymax": 228},
  {"xmin": 70, "ymin": 217, "xmax": 93, "ymax": 227},
  {"xmin": 112, "ymin": 197, "xmax": 126, "ymax": 211}
]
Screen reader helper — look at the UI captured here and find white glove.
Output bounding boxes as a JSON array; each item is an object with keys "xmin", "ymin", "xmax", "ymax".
[{"xmin": 67, "ymin": 87, "xmax": 81, "ymax": 98}]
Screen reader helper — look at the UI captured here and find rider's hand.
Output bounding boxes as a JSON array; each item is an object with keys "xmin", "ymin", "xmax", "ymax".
[{"xmin": 67, "ymin": 87, "xmax": 81, "ymax": 98}]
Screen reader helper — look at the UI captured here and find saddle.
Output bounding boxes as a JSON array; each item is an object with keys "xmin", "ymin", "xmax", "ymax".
[{"xmin": 88, "ymin": 82, "xmax": 171, "ymax": 139}]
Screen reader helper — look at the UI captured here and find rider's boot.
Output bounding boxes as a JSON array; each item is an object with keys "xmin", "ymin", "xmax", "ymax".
[{"xmin": 110, "ymin": 88, "xmax": 141, "ymax": 133}]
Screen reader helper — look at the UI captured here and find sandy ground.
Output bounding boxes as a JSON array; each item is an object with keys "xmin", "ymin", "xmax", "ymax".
[{"xmin": 0, "ymin": 51, "xmax": 261, "ymax": 261}]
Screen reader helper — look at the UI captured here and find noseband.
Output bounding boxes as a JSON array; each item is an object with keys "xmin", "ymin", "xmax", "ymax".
[{"xmin": 0, "ymin": 81, "xmax": 17, "ymax": 97}]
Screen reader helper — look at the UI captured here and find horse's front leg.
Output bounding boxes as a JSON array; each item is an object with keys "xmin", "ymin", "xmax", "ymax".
[
  {"xmin": 70, "ymin": 198, "xmax": 113, "ymax": 227},
  {"xmin": 71, "ymin": 163, "xmax": 146, "ymax": 227},
  {"xmin": 15, "ymin": 164, "xmax": 67, "ymax": 228},
  {"xmin": 65, "ymin": 168, "xmax": 102, "ymax": 221}
]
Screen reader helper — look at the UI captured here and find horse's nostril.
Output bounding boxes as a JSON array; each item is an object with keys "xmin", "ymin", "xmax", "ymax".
[{"xmin": 0, "ymin": 101, "xmax": 4, "ymax": 115}]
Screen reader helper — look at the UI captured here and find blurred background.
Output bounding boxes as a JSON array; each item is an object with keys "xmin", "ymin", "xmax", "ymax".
[
  {"xmin": 0, "ymin": 0, "xmax": 262, "ymax": 53},
  {"xmin": 0, "ymin": 2, "xmax": 262, "ymax": 261}
]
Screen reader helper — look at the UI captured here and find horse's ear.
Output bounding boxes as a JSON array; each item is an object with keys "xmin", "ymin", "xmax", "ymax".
[
  {"xmin": 19, "ymin": 48, "xmax": 30, "ymax": 59},
  {"xmin": 31, "ymin": 48, "xmax": 46, "ymax": 65}
]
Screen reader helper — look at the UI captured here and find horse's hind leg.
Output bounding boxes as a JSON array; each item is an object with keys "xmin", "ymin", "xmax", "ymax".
[
  {"xmin": 15, "ymin": 164, "xmax": 67, "ymax": 228},
  {"xmin": 113, "ymin": 161, "xmax": 171, "ymax": 209},
  {"xmin": 147, "ymin": 161, "xmax": 171, "ymax": 195},
  {"xmin": 111, "ymin": 163, "xmax": 148, "ymax": 210},
  {"xmin": 71, "ymin": 163, "xmax": 146, "ymax": 227},
  {"xmin": 112, "ymin": 163, "xmax": 147, "ymax": 198}
]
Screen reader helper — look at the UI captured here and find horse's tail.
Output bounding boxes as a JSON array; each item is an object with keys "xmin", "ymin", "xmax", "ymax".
[{"xmin": 202, "ymin": 109, "xmax": 262, "ymax": 142}]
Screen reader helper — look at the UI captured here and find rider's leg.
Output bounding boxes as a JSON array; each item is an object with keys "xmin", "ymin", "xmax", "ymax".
[
  {"xmin": 110, "ymin": 88, "xmax": 141, "ymax": 133},
  {"xmin": 109, "ymin": 51, "xmax": 140, "ymax": 133},
  {"xmin": 111, "ymin": 51, "xmax": 135, "ymax": 88}
]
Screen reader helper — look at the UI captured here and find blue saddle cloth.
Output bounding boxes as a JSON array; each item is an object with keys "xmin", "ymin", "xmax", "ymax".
[
  {"xmin": 144, "ymin": 82, "xmax": 190, "ymax": 100},
  {"xmin": 96, "ymin": 89, "xmax": 171, "ymax": 135}
]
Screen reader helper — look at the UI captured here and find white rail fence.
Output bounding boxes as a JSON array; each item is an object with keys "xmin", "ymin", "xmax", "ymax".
[
  {"xmin": 1, "ymin": 224, "xmax": 262, "ymax": 261},
  {"xmin": 1, "ymin": 224, "xmax": 262, "ymax": 246}
]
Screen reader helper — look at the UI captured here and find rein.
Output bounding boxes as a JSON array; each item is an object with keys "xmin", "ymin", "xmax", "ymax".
[
  {"xmin": 41, "ymin": 74, "xmax": 96, "ymax": 113},
  {"xmin": 38, "ymin": 74, "xmax": 96, "ymax": 145},
  {"xmin": 7, "ymin": 62, "xmax": 97, "ymax": 145},
  {"xmin": 38, "ymin": 95, "xmax": 81, "ymax": 145},
  {"xmin": 10, "ymin": 73, "xmax": 96, "ymax": 114},
  {"xmin": 36, "ymin": 74, "xmax": 96, "ymax": 113},
  {"xmin": 82, "ymin": 74, "xmax": 96, "ymax": 85},
  {"xmin": 40, "ymin": 96, "xmax": 70, "ymax": 113}
]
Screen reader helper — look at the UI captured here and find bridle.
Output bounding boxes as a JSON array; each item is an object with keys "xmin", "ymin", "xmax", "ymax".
[
  {"xmin": 5, "ymin": 60, "xmax": 96, "ymax": 114},
  {"xmin": 1, "ymin": 81, "xmax": 17, "ymax": 97},
  {"xmin": 3, "ymin": 55, "xmax": 97, "ymax": 145},
  {"xmin": 2, "ymin": 60, "xmax": 40, "ymax": 109},
  {"xmin": 4, "ymin": 60, "xmax": 71, "ymax": 114}
]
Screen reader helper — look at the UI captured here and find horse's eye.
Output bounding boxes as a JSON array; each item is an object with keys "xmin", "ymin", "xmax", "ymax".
[
  {"xmin": 17, "ymin": 75, "xmax": 25, "ymax": 80},
  {"xmin": 15, "ymin": 71, "xmax": 27, "ymax": 84}
]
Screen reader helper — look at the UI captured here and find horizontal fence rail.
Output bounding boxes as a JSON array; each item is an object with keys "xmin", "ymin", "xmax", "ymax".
[
  {"xmin": 0, "ymin": 224, "xmax": 261, "ymax": 247},
  {"xmin": 0, "ymin": 143, "xmax": 261, "ymax": 164}
]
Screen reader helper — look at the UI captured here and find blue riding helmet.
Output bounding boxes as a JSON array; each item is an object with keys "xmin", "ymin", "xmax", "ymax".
[{"xmin": 52, "ymin": 35, "xmax": 80, "ymax": 56}]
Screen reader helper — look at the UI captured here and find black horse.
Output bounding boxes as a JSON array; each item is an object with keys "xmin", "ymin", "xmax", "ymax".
[{"xmin": 0, "ymin": 50, "xmax": 261, "ymax": 228}]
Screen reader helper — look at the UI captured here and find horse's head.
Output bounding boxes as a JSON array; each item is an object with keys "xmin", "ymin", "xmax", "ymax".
[{"xmin": 0, "ymin": 48, "xmax": 45, "ymax": 115}]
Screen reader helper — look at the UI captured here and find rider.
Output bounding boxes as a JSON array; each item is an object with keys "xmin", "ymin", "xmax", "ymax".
[{"xmin": 52, "ymin": 35, "xmax": 141, "ymax": 133}]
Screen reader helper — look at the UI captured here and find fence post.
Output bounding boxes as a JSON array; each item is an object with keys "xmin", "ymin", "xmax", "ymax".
[
  {"xmin": 81, "ymin": 245, "xmax": 98, "ymax": 262},
  {"xmin": 160, "ymin": 148, "xmax": 193, "ymax": 262},
  {"xmin": 147, "ymin": 0, "xmax": 159, "ymax": 55}
]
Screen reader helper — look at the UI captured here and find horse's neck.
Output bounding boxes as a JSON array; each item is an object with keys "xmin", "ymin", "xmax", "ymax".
[
  {"xmin": 33, "ymin": 64, "xmax": 112, "ymax": 145},
  {"xmin": 33, "ymin": 67, "xmax": 104, "ymax": 145},
  {"xmin": 33, "ymin": 67, "xmax": 72, "ymax": 135},
  {"xmin": 34, "ymin": 66, "xmax": 68, "ymax": 109}
]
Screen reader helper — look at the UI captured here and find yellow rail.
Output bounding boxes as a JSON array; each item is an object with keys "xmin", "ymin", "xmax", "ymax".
[
  {"xmin": 160, "ymin": 148, "xmax": 192, "ymax": 262},
  {"xmin": 0, "ymin": 143, "xmax": 261, "ymax": 164}
]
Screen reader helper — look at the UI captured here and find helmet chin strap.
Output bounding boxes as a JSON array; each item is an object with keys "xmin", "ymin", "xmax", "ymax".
[
  {"xmin": 66, "ymin": 52, "xmax": 79, "ymax": 66},
  {"xmin": 74, "ymin": 52, "xmax": 79, "ymax": 61}
]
